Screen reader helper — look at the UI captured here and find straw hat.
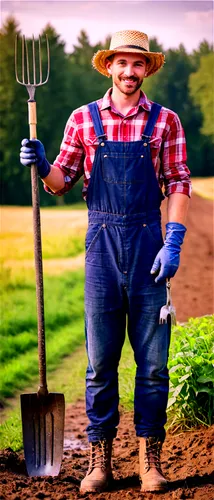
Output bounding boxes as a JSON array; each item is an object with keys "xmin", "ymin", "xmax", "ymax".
[{"xmin": 92, "ymin": 30, "xmax": 165, "ymax": 78}]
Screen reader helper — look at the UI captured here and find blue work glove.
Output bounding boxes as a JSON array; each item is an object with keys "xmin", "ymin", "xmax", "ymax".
[
  {"xmin": 20, "ymin": 138, "xmax": 51, "ymax": 178},
  {"xmin": 151, "ymin": 222, "xmax": 187, "ymax": 283}
]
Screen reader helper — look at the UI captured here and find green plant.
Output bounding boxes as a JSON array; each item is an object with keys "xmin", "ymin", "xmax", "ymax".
[{"xmin": 167, "ymin": 315, "xmax": 214, "ymax": 430}]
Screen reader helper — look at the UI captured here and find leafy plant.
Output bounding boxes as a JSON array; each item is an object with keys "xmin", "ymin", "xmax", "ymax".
[{"xmin": 167, "ymin": 315, "xmax": 214, "ymax": 430}]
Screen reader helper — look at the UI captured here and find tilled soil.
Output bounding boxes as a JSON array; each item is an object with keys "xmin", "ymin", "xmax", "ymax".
[
  {"xmin": 0, "ymin": 401, "xmax": 214, "ymax": 500},
  {"xmin": 0, "ymin": 193, "xmax": 213, "ymax": 499}
]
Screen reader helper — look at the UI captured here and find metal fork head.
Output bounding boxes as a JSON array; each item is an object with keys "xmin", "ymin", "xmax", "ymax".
[
  {"xmin": 159, "ymin": 280, "xmax": 177, "ymax": 325},
  {"xmin": 159, "ymin": 304, "xmax": 177, "ymax": 326},
  {"xmin": 15, "ymin": 34, "xmax": 50, "ymax": 100}
]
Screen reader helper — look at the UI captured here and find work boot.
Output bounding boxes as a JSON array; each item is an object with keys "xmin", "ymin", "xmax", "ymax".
[
  {"xmin": 80, "ymin": 439, "xmax": 113, "ymax": 494},
  {"xmin": 139, "ymin": 436, "xmax": 168, "ymax": 492}
]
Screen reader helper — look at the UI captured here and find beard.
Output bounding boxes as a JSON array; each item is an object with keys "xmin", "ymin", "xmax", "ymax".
[{"xmin": 114, "ymin": 75, "xmax": 143, "ymax": 95}]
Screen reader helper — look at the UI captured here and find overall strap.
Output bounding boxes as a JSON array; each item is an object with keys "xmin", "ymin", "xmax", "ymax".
[
  {"xmin": 142, "ymin": 102, "xmax": 162, "ymax": 141},
  {"xmin": 88, "ymin": 102, "xmax": 106, "ymax": 142}
]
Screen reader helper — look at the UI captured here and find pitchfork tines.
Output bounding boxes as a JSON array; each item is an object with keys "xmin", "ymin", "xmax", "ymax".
[{"xmin": 15, "ymin": 34, "xmax": 50, "ymax": 100}]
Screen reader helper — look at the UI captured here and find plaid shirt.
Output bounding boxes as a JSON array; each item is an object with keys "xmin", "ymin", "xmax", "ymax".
[{"xmin": 46, "ymin": 88, "xmax": 191, "ymax": 199}]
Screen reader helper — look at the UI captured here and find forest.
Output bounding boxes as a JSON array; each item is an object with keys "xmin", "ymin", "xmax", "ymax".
[{"xmin": 1, "ymin": 16, "xmax": 213, "ymax": 206}]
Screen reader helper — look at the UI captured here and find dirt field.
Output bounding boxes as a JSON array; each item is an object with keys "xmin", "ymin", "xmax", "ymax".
[
  {"xmin": 0, "ymin": 402, "xmax": 214, "ymax": 500},
  {"xmin": 0, "ymin": 192, "xmax": 214, "ymax": 499}
]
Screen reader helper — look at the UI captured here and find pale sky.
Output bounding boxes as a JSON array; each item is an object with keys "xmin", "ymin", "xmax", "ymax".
[{"xmin": 1, "ymin": 1, "xmax": 213, "ymax": 53}]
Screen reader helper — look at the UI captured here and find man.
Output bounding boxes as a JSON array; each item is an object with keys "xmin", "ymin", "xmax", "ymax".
[{"xmin": 20, "ymin": 30, "xmax": 191, "ymax": 494}]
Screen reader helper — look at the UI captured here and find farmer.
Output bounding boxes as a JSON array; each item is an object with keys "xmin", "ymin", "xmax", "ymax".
[{"xmin": 20, "ymin": 30, "xmax": 191, "ymax": 494}]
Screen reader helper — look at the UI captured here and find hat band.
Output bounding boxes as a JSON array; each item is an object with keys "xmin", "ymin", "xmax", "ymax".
[{"xmin": 114, "ymin": 44, "xmax": 148, "ymax": 52}]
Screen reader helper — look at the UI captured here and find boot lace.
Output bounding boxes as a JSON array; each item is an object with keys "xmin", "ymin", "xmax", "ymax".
[
  {"xmin": 144, "ymin": 437, "xmax": 162, "ymax": 472},
  {"xmin": 89, "ymin": 440, "xmax": 109, "ymax": 472}
]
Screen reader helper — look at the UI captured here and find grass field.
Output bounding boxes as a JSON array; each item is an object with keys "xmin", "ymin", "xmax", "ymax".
[
  {"xmin": 0, "ymin": 267, "xmax": 85, "ymax": 398},
  {"xmin": 1, "ymin": 206, "xmax": 87, "ymax": 262},
  {"xmin": 0, "ymin": 204, "xmax": 88, "ymax": 406}
]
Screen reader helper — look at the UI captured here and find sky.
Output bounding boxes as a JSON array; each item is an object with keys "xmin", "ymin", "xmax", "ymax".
[{"xmin": 1, "ymin": 1, "xmax": 213, "ymax": 53}]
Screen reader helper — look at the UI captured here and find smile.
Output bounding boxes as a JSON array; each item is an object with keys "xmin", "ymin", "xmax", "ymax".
[{"xmin": 121, "ymin": 78, "xmax": 137, "ymax": 83}]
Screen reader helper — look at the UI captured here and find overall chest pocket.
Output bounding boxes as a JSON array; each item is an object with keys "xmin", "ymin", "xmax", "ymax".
[{"xmin": 101, "ymin": 152, "xmax": 147, "ymax": 184}]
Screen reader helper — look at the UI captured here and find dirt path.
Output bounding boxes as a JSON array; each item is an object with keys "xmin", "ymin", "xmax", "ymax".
[
  {"xmin": 161, "ymin": 193, "xmax": 214, "ymax": 322},
  {"xmin": 0, "ymin": 193, "xmax": 213, "ymax": 499}
]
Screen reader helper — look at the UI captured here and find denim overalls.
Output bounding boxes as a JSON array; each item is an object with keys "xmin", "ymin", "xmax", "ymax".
[{"xmin": 85, "ymin": 101, "xmax": 170, "ymax": 443}]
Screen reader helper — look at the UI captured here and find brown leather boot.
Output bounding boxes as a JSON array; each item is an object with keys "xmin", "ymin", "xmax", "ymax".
[
  {"xmin": 80, "ymin": 439, "xmax": 113, "ymax": 494},
  {"xmin": 139, "ymin": 437, "xmax": 168, "ymax": 492}
]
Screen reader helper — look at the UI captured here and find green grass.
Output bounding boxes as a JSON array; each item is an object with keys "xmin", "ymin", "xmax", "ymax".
[
  {"xmin": 0, "ymin": 264, "xmax": 87, "ymax": 451},
  {"xmin": 0, "ymin": 345, "xmax": 88, "ymax": 451},
  {"xmin": 43, "ymin": 202, "xmax": 87, "ymax": 210},
  {"xmin": 0, "ymin": 267, "xmax": 85, "ymax": 398},
  {"xmin": 42, "ymin": 233, "xmax": 85, "ymax": 259},
  {"xmin": 0, "ymin": 411, "xmax": 22, "ymax": 451},
  {"xmin": 0, "ymin": 231, "xmax": 86, "ymax": 260}
]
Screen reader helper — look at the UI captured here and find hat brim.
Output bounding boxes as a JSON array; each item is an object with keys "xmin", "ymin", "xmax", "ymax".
[{"xmin": 92, "ymin": 48, "xmax": 165, "ymax": 78}]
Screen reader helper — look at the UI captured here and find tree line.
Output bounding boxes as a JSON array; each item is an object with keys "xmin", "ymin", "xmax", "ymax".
[{"xmin": 1, "ymin": 16, "xmax": 213, "ymax": 206}]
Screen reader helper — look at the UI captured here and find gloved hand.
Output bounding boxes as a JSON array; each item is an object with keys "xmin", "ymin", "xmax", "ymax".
[
  {"xmin": 151, "ymin": 222, "xmax": 187, "ymax": 283},
  {"xmin": 20, "ymin": 138, "xmax": 51, "ymax": 178}
]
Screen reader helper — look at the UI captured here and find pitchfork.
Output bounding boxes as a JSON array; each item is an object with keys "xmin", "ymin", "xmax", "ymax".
[
  {"xmin": 159, "ymin": 279, "xmax": 177, "ymax": 326},
  {"xmin": 15, "ymin": 35, "xmax": 65, "ymax": 477}
]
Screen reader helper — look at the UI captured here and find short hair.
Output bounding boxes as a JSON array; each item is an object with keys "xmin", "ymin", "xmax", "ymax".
[{"xmin": 106, "ymin": 54, "xmax": 115, "ymax": 63}]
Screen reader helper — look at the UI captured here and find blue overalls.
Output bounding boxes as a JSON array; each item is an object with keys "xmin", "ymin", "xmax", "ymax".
[{"xmin": 85, "ymin": 101, "xmax": 170, "ymax": 443}]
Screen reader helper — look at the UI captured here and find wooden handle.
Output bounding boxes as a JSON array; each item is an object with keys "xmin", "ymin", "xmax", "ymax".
[
  {"xmin": 28, "ymin": 100, "xmax": 37, "ymax": 140},
  {"xmin": 28, "ymin": 99, "xmax": 48, "ymax": 396}
]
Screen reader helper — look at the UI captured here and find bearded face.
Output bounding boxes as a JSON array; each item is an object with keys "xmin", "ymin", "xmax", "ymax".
[{"xmin": 106, "ymin": 52, "xmax": 148, "ymax": 96}]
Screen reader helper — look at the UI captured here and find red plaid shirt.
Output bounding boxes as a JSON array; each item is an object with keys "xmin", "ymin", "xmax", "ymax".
[{"xmin": 46, "ymin": 89, "xmax": 191, "ymax": 199}]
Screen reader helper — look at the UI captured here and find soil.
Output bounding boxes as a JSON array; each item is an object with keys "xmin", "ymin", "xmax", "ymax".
[
  {"xmin": 0, "ymin": 402, "xmax": 214, "ymax": 500},
  {"xmin": 0, "ymin": 193, "xmax": 213, "ymax": 499}
]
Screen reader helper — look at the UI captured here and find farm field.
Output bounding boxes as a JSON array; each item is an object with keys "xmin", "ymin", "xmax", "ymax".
[{"xmin": 0, "ymin": 187, "xmax": 214, "ymax": 500}]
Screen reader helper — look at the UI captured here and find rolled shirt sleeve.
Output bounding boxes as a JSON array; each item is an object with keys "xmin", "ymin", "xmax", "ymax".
[{"xmin": 161, "ymin": 113, "xmax": 191, "ymax": 198}]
